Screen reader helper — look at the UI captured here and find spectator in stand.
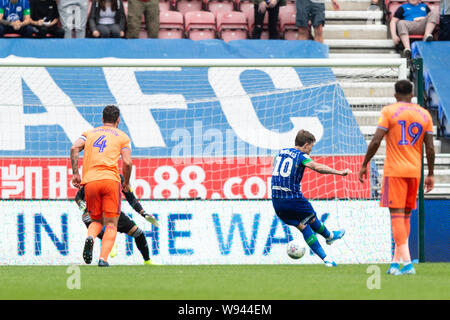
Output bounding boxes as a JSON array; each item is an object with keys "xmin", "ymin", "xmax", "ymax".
[
  {"xmin": 0, "ymin": 0, "xmax": 34, "ymax": 37},
  {"xmin": 252, "ymin": 0, "xmax": 285, "ymax": 39},
  {"xmin": 88, "ymin": 0, "xmax": 126, "ymax": 38},
  {"xmin": 58, "ymin": 0, "xmax": 89, "ymax": 38},
  {"xmin": 389, "ymin": 0, "xmax": 439, "ymax": 58},
  {"xmin": 439, "ymin": 0, "xmax": 450, "ymax": 40},
  {"xmin": 296, "ymin": 0, "xmax": 340, "ymax": 43},
  {"xmin": 127, "ymin": 0, "xmax": 159, "ymax": 38},
  {"xmin": 29, "ymin": 0, "xmax": 64, "ymax": 38}
]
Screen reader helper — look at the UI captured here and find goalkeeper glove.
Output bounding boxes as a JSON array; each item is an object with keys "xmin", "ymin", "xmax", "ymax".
[{"xmin": 142, "ymin": 212, "xmax": 159, "ymax": 228}]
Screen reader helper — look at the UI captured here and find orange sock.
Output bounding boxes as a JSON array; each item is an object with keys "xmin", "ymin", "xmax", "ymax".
[
  {"xmin": 87, "ymin": 221, "xmax": 103, "ymax": 239},
  {"xmin": 391, "ymin": 213, "xmax": 408, "ymax": 247},
  {"xmin": 391, "ymin": 212, "xmax": 412, "ymax": 263},
  {"xmin": 404, "ymin": 213, "xmax": 411, "ymax": 238},
  {"xmin": 100, "ymin": 225, "xmax": 117, "ymax": 262}
]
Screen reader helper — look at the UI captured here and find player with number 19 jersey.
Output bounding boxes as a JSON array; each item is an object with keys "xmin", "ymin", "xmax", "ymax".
[
  {"xmin": 80, "ymin": 126, "xmax": 131, "ymax": 186},
  {"xmin": 377, "ymin": 102, "xmax": 433, "ymax": 209},
  {"xmin": 378, "ymin": 102, "xmax": 433, "ymax": 178},
  {"xmin": 271, "ymin": 148, "xmax": 312, "ymax": 199}
]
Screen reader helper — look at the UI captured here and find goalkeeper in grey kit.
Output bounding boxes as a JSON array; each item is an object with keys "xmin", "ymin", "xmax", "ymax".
[{"xmin": 75, "ymin": 175, "xmax": 159, "ymax": 265}]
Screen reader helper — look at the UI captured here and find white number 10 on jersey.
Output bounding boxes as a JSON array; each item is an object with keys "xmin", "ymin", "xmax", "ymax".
[{"xmin": 272, "ymin": 156, "xmax": 294, "ymax": 177}]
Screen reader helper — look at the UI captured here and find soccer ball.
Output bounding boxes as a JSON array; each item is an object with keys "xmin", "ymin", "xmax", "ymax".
[{"xmin": 286, "ymin": 241, "xmax": 306, "ymax": 259}]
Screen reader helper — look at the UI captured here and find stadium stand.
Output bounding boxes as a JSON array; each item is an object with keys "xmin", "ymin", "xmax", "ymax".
[
  {"xmin": 278, "ymin": 7, "xmax": 297, "ymax": 40},
  {"xmin": 174, "ymin": 0, "xmax": 204, "ymax": 14},
  {"xmin": 159, "ymin": 10, "xmax": 185, "ymax": 38},
  {"xmin": 238, "ymin": 0, "xmax": 254, "ymax": 23},
  {"xmin": 185, "ymin": 10, "xmax": 216, "ymax": 39},
  {"xmin": 216, "ymin": 10, "xmax": 248, "ymax": 41},
  {"xmin": 160, "ymin": 0, "xmax": 173, "ymax": 11},
  {"xmin": 205, "ymin": 0, "xmax": 236, "ymax": 15}
]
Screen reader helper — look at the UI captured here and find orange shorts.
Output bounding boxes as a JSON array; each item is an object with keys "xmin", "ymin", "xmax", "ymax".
[
  {"xmin": 380, "ymin": 176, "xmax": 420, "ymax": 210},
  {"xmin": 84, "ymin": 179, "xmax": 122, "ymax": 221}
]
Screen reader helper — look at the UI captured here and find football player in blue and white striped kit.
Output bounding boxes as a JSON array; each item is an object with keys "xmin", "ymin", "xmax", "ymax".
[{"xmin": 271, "ymin": 129, "xmax": 351, "ymax": 267}]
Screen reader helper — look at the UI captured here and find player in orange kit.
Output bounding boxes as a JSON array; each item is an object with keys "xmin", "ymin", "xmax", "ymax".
[
  {"xmin": 359, "ymin": 80, "xmax": 435, "ymax": 275},
  {"xmin": 70, "ymin": 105, "xmax": 133, "ymax": 267}
]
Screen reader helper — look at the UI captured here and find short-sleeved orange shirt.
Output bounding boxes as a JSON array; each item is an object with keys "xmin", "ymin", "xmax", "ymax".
[
  {"xmin": 378, "ymin": 102, "xmax": 433, "ymax": 178},
  {"xmin": 80, "ymin": 126, "xmax": 131, "ymax": 185}
]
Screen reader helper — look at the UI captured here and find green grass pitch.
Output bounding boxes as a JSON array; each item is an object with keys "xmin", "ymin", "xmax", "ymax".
[{"xmin": 0, "ymin": 264, "xmax": 448, "ymax": 300}]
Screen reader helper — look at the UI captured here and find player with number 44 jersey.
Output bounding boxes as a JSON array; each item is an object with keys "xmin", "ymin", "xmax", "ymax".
[{"xmin": 271, "ymin": 129, "xmax": 352, "ymax": 267}]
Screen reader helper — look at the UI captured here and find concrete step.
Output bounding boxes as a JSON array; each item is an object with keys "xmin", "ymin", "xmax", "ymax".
[
  {"xmin": 323, "ymin": 24, "xmax": 387, "ymax": 39},
  {"xmin": 340, "ymin": 81, "xmax": 396, "ymax": 97},
  {"xmin": 325, "ymin": 0, "xmax": 374, "ymax": 11},
  {"xmin": 348, "ymin": 97, "xmax": 418, "ymax": 110},
  {"xmin": 325, "ymin": 39, "xmax": 397, "ymax": 53},
  {"xmin": 325, "ymin": 39, "xmax": 396, "ymax": 49},
  {"xmin": 332, "ymin": 67, "xmax": 400, "ymax": 79},
  {"xmin": 325, "ymin": 10, "xmax": 383, "ymax": 24},
  {"xmin": 426, "ymin": 185, "xmax": 450, "ymax": 197}
]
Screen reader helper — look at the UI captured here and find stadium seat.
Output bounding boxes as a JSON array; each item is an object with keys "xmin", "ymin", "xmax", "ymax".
[
  {"xmin": 284, "ymin": 0, "xmax": 296, "ymax": 13},
  {"xmin": 239, "ymin": 0, "xmax": 254, "ymax": 20},
  {"xmin": 205, "ymin": 0, "xmax": 235, "ymax": 16},
  {"xmin": 278, "ymin": 9, "xmax": 297, "ymax": 40},
  {"xmin": 3, "ymin": 33, "xmax": 21, "ymax": 38},
  {"xmin": 175, "ymin": 0, "xmax": 203, "ymax": 14},
  {"xmin": 216, "ymin": 11, "xmax": 248, "ymax": 41},
  {"xmin": 279, "ymin": 3, "xmax": 296, "ymax": 15},
  {"xmin": 159, "ymin": 0, "xmax": 172, "ymax": 11},
  {"xmin": 159, "ymin": 10, "xmax": 185, "ymax": 38},
  {"xmin": 185, "ymin": 11, "xmax": 216, "ymax": 40}
]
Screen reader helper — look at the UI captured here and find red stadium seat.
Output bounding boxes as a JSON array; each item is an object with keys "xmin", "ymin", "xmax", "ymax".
[
  {"xmin": 3, "ymin": 33, "xmax": 21, "ymax": 38},
  {"xmin": 278, "ymin": 9, "xmax": 297, "ymax": 40},
  {"xmin": 159, "ymin": 0, "xmax": 172, "ymax": 11},
  {"xmin": 279, "ymin": 3, "xmax": 296, "ymax": 15},
  {"xmin": 159, "ymin": 10, "xmax": 185, "ymax": 38},
  {"xmin": 216, "ymin": 11, "xmax": 248, "ymax": 41},
  {"xmin": 205, "ymin": 0, "xmax": 235, "ymax": 16},
  {"xmin": 239, "ymin": 0, "xmax": 254, "ymax": 20},
  {"xmin": 185, "ymin": 11, "xmax": 216, "ymax": 40},
  {"xmin": 284, "ymin": 0, "xmax": 296, "ymax": 13},
  {"xmin": 175, "ymin": 0, "xmax": 203, "ymax": 14}
]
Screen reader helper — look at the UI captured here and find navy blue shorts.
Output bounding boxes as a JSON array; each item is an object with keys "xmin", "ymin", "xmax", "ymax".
[
  {"xmin": 296, "ymin": 0, "xmax": 326, "ymax": 28},
  {"xmin": 272, "ymin": 197, "xmax": 316, "ymax": 227}
]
